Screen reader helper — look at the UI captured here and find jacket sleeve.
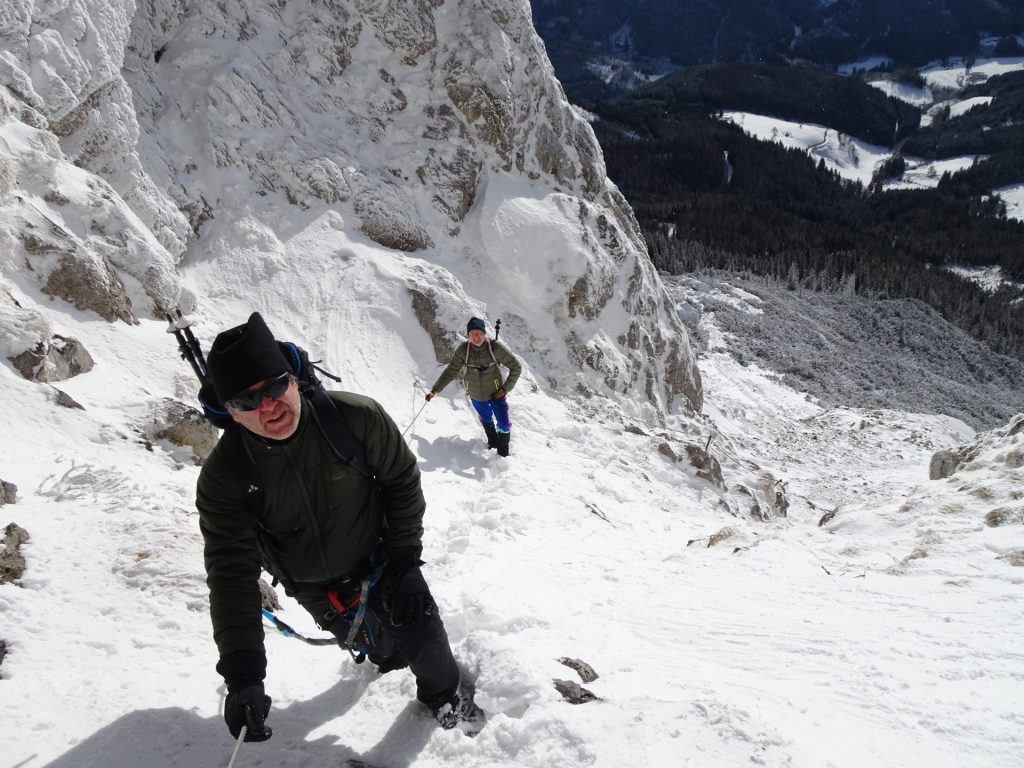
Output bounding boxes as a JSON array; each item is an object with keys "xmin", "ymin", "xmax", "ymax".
[
  {"xmin": 196, "ymin": 447, "xmax": 266, "ymax": 659},
  {"xmin": 352, "ymin": 396, "xmax": 426, "ymax": 551},
  {"xmin": 494, "ymin": 340, "xmax": 522, "ymax": 392},
  {"xmin": 429, "ymin": 342, "xmax": 468, "ymax": 394}
]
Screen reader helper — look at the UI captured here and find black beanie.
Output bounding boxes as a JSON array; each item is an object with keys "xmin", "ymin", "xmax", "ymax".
[
  {"xmin": 467, "ymin": 316, "xmax": 486, "ymax": 333},
  {"xmin": 206, "ymin": 312, "xmax": 291, "ymax": 402}
]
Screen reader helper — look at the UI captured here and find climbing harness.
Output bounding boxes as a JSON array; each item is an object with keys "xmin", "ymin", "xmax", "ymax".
[{"xmin": 322, "ymin": 562, "xmax": 387, "ymax": 662}]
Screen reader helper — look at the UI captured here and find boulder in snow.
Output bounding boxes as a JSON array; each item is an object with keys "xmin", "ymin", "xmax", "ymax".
[
  {"xmin": 685, "ymin": 444, "xmax": 725, "ymax": 488},
  {"xmin": 8, "ymin": 334, "xmax": 94, "ymax": 383},
  {"xmin": 53, "ymin": 388, "xmax": 85, "ymax": 410},
  {"xmin": 259, "ymin": 578, "xmax": 282, "ymax": 611},
  {"xmin": 0, "ymin": 481, "xmax": 16, "ymax": 506},
  {"xmin": 553, "ymin": 678, "xmax": 600, "ymax": 704},
  {"xmin": 558, "ymin": 656, "xmax": 598, "ymax": 683},
  {"xmin": 145, "ymin": 398, "xmax": 220, "ymax": 465},
  {"xmin": 1, "ymin": 522, "xmax": 29, "ymax": 584}
]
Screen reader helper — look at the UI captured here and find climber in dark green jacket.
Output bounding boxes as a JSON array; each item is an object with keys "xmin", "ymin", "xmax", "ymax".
[
  {"xmin": 196, "ymin": 312, "xmax": 481, "ymax": 744},
  {"xmin": 426, "ymin": 316, "xmax": 522, "ymax": 456}
]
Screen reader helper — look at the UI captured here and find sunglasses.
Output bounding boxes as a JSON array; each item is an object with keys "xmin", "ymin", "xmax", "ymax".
[{"xmin": 224, "ymin": 372, "xmax": 292, "ymax": 411}]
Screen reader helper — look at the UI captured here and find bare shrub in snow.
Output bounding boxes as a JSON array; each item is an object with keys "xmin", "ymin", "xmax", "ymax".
[
  {"xmin": 984, "ymin": 508, "xmax": 1020, "ymax": 527},
  {"xmin": 997, "ymin": 551, "xmax": 1024, "ymax": 567}
]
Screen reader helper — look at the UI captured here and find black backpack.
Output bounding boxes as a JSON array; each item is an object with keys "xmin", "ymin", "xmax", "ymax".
[{"xmin": 168, "ymin": 314, "xmax": 374, "ymax": 520}]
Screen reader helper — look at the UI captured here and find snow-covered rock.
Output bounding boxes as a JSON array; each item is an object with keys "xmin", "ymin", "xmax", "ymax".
[{"xmin": 0, "ymin": 0, "xmax": 700, "ymax": 415}]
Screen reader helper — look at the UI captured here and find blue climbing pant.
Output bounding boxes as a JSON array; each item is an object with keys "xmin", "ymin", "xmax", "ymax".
[{"xmin": 471, "ymin": 397, "xmax": 510, "ymax": 433}]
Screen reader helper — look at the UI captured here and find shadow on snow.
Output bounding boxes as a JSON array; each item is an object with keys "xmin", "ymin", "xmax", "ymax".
[{"xmin": 40, "ymin": 674, "xmax": 435, "ymax": 768}]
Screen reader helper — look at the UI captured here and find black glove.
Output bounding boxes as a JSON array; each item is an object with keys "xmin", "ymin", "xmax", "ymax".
[
  {"xmin": 217, "ymin": 648, "xmax": 271, "ymax": 742},
  {"xmin": 224, "ymin": 683, "xmax": 273, "ymax": 742},
  {"xmin": 425, "ymin": 390, "xmax": 435, "ymax": 401},
  {"xmin": 380, "ymin": 545, "xmax": 433, "ymax": 626}
]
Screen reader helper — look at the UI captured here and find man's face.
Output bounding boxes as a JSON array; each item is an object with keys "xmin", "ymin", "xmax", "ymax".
[
  {"xmin": 468, "ymin": 329, "xmax": 486, "ymax": 346},
  {"xmin": 227, "ymin": 375, "xmax": 302, "ymax": 440}
]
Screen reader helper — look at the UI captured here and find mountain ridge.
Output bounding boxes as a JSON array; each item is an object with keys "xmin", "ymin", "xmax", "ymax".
[
  {"xmin": 0, "ymin": 0, "xmax": 702, "ymax": 417},
  {"xmin": 532, "ymin": 0, "xmax": 1024, "ymax": 101}
]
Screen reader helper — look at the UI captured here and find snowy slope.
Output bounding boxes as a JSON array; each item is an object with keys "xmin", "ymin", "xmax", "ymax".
[
  {"xmin": 4, "ymin": 277, "xmax": 1023, "ymax": 768},
  {"xmin": 1, "ymin": 2, "xmax": 1023, "ymax": 767}
]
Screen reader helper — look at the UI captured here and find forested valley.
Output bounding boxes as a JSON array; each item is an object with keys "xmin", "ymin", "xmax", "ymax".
[{"xmin": 587, "ymin": 63, "xmax": 1024, "ymax": 360}]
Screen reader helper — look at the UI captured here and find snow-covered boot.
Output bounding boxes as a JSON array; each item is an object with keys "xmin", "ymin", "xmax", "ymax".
[
  {"xmin": 483, "ymin": 422, "xmax": 499, "ymax": 450},
  {"xmin": 432, "ymin": 681, "xmax": 486, "ymax": 735},
  {"xmin": 495, "ymin": 430, "xmax": 510, "ymax": 457}
]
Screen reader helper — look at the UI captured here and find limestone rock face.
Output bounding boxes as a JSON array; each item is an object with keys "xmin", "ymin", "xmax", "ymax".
[
  {"xmin": 930, "ymin": 415, "xmax": 1024, "ymax": 480},
  {"xmin": 1, "ymin": 0, "xmax": 702, "ymax": 415},
  {"xmin": 0, "ymin": 85, "xmax": 182, "ymax": 323}
]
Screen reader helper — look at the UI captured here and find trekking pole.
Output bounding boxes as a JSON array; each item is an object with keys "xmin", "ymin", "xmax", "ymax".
[
  {"xmin": 401, "ymin": 397, "xmax": 430, "ymax": 438},
  {"xmin": 166, "ymin": 309, "xmax": 210, "ymax": 384},
  {"xmin": 225, "ymin": 725, "xmax": 247, "ymax": 768}
]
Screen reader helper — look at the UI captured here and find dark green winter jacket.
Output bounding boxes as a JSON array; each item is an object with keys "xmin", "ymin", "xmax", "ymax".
[
  {"xmin": 196, "ymin": 391, "xmax": 424, "ymax": 657},
  {"xmin": 431, "ymin": 338, "xmax": 522, "ymax": 401}
]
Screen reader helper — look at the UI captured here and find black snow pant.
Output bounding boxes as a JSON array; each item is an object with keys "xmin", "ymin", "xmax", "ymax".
[{"xmin": 290, "ymin": 566, "xmax": 460, "ymax": 710}]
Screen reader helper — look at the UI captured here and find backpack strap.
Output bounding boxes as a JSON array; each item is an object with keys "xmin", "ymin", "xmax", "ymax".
[
  {"xmin": 306, "ymin": 389, "xmax": 374, "ymax": 479},
  {"xmin": 464, "ymin": 338, "xmax": 499, "ymax": 372}
]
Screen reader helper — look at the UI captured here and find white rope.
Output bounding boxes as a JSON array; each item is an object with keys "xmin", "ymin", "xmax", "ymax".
[{"xmin": 225, "ymin": 725, "xmax": 247, "ymax": 768}]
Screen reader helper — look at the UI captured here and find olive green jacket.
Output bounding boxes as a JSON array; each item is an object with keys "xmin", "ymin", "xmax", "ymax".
[
  {"xmin": 431, "ymin": 339, "xmax": 522, "ymax": 401},
  {"xmin": 196, "ymin": 391, "xmax": 424, "ymax": 656}
]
